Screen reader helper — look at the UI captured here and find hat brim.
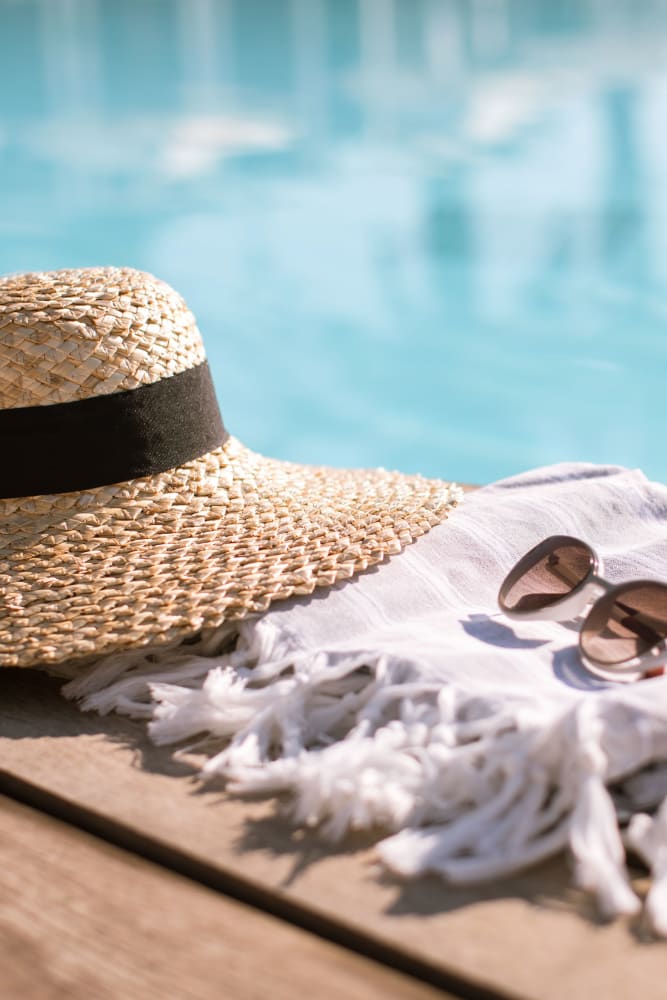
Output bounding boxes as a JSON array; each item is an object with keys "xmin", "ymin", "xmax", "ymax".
[{"xmin": 0, "ymin": 435, "xmax": 461, "ymax": 668}]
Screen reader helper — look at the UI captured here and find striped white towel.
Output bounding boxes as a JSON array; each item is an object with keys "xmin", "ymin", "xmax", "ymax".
[{"xmin": 63, "ymin": 462, "xmax": 667, "ymax": 933}]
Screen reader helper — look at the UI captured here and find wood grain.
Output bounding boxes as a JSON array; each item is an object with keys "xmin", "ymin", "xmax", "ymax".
[
  {"xmin": 1, "ymin": 667, "xmax": 664, "ymax": 1000},
  {"xmin": 0, "ymin": 792, "xmax": 449, "ymax": 1000}
]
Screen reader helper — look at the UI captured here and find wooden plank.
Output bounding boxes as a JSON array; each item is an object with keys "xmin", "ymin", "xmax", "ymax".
[
  {"xmin": 0, "ymin": 666, "xmax": 662, "ymax": 1000},
  {"xmin": 0, "ymin": 792, "xmax": 449, "ymax": 1000}
]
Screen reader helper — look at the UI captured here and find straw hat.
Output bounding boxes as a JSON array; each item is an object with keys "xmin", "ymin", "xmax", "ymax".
[{"xmin": 0, "ymin": 267, "xmax": 461, "ymax": 668}]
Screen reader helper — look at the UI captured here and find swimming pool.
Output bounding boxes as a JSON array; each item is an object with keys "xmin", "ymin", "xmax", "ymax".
[{"xmin": 1, "ymin": 0, "xmax": 666, "ymax": 486}]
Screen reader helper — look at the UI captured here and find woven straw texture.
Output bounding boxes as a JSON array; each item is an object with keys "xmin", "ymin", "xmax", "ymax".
[{"xmin": 0, "ymin": 267, "xmax": 460, "ymax": 668}]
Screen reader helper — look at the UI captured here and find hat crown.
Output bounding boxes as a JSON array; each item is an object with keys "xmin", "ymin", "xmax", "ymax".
[{"xmin": 0, "ymin": 267, "xmax": 206, "ymax": 409}]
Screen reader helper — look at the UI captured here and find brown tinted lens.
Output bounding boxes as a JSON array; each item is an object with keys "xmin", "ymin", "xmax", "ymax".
[
  {"xmin": 581, "ymin": 582, "xmax": 667, "ymax": 666},
  {"xmin": 500, "ymin": 538, "xmax": 594, "ymax": 613}
]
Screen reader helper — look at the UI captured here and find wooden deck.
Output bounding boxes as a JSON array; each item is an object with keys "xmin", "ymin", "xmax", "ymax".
[{"xmin": 2, "ymin": 491, "xmax": 665, "ymax": 998}]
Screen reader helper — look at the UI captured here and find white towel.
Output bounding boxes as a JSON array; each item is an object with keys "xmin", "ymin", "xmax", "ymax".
[{"xmin": 62, "ymin": 462, "xmax": 667, "ymax": 931}]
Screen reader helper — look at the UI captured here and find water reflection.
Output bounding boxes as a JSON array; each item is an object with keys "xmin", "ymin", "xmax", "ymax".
[{"xmin": 0, "ymin": 0, "xmax": 666, "ymax": 483}]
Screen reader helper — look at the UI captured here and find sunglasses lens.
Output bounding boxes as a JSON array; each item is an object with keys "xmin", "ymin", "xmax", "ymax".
[
  {"xmin": 581, "ymin": 582, "xmax": 667, "ymax": 666},
  {"xmin": 499, "ymin": 538, "xmax": 594, "ymax": 614}
]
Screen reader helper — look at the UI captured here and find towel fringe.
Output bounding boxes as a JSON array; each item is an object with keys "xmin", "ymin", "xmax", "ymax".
[{"xmin": 60, "ymin": 617, "xmax": 667, "ymax": 934}]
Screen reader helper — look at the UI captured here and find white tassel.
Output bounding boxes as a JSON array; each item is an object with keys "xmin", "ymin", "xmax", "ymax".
[
  {"xmin": 567, "ymin": 704, "xmax": 641, "ymax": 918},
  {"xmin": 61, "ymin": 620, "xmax": 667, "ymax": 928},
  {"xmin": 626, "ymin": 798, "xmax": 667, "ymax": 936},
  {"xmin": 61, "ymin": 622, "xmax": 247, "ymax": 717}
]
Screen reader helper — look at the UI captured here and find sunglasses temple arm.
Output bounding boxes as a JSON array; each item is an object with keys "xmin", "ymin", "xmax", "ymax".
[
  {"xmin": 565, "ymin": 574, "xmax": 613, "ymax": 618},
  {"xmin": 555, "ymin": 574, "xmax": 611, "ymax": 622},
  {"xmin": 547, "ymin": 573, "xmax": 612, "ymax": 622}
]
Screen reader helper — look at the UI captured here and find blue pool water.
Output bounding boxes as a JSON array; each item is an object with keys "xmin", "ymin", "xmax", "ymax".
[{"xmin": 1, "ymin": 0, "xmax": 666, "ymax": 485}]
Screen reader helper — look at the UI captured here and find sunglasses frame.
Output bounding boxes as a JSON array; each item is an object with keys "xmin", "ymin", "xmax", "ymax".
[{"xmin": 498, "ymin": 535, "xmax": 667, "ymax": 682}]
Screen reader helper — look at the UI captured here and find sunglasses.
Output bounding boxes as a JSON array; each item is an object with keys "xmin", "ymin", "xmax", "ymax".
[{"xmin": 498, "ymin": 535, "xmax": 667, "ymax": 682}]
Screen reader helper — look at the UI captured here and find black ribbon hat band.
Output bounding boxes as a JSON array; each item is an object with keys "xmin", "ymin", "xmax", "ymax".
[{"xmin": 0, "ymin": 361, "xmax": 228, "ymax": 499}]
